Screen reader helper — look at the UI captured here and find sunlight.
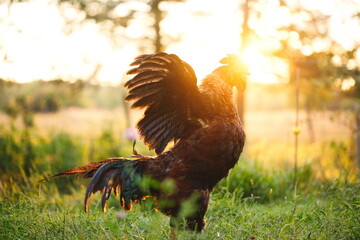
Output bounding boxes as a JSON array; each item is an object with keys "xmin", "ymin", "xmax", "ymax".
[
  {"xmin": 0, "ymin": 0, "xmax": 291, "ymax": 85},
  {"xmin": 165, "ymin": 0, "xmax": 287, "ymax": 84},
  {"xmin": 241, "ymin": 44, "xmax": 288, "ymax": 84},
  {"xmin": 0, "ymin": 0, "xmax": 356, "ymax": 85}
]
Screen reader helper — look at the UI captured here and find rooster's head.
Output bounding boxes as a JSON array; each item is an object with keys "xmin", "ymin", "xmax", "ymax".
[{"xmin": 218, "ymin": 54, "xmax": 248, "ymax": 91}]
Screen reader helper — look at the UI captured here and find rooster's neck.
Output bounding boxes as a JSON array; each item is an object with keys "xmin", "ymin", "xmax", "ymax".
[{"xmin": 199, "ymin": 73, "xmax": 239, "ymax": 119}]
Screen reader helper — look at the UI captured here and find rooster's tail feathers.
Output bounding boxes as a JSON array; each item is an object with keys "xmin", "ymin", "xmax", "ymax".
[
  {"xmin": 44, "ymin": 158, "xmax": 121, "ymax": 180},
  {"xmin": 45, "ymin": 158, "xmax": 146, "ymax": 213},
  {"xmin": 84, "ymin": 159, "xmax": 145, "ymax": 212}
]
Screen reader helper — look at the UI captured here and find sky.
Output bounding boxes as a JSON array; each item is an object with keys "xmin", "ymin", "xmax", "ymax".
[{"xmin": 0, "ymin": 0, "xmax": 359, "ymax": 85}]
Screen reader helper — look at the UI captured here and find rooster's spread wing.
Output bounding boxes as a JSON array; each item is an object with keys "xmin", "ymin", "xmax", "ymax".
[{"xmin": 125, "ymin": 52, "xmax": 205, "ymax": 154}]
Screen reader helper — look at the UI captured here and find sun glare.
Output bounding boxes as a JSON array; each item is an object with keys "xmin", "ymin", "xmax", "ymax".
[
  {"xmin": 241, "ymin": 45, "xmax": 288, "ymax": 84},
  {"xmin": 0, "ymin": 0, "xmax": 307, "ymax": 85},
  {"xmin": 165, "ymin": 0, "xmax": 288, "ymax": 85},
  {"xmin": 0, "ymin": 0, "xmax": 291, "ymax": 85}
]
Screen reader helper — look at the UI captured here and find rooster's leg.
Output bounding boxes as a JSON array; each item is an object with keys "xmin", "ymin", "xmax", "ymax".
[
  {"xmin": 169, "ymin": 217, "xmax": 178, "ymax": 240},
  {"xmin": 170, "ymin": 227, "xmax": 177, "ymax": 240}
]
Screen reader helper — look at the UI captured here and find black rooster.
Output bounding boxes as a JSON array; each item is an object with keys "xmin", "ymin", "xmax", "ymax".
[{"xmin": 51, "ymin": 52, "xmax": 247, "ymax": 236}]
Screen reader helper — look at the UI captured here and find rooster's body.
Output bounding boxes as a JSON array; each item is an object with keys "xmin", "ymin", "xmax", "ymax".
[{"xmin": 52, "ymin": 52, "xmax": 246, "ymax": 232}]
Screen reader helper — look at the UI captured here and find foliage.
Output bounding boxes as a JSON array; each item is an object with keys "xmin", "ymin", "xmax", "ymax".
[
  {"xmin": 1, "ymin": 119, "xmax": 357, "ymax": 200},
  {"xmin": 57, "ymin": 0, "xmax": 186, "ymax": 52},
  {"xmin": 0, "ymin": 124, "xmax": 130, "ymax": 199},
  {"xmin": 214, "ymin": 159, "xmax": 314, "ymax": 204}
]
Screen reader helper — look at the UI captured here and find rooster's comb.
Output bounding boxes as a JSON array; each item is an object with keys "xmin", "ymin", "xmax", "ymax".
[{"xmin": 220, "ymin": 54, "xmax": 248, "ymax": 75}]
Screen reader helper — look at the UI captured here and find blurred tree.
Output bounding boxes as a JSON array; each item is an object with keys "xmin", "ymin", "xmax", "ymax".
[
  {"xmin": 56, "ymin": 0, "xmax": 186, "ymax": 133},
  {"xmin": 237, "ymin": 0, "xmax": 252, "ymax": 124},
  {"xmin": 16, "ymin": 96, "xmax": 34, "ymax": 128},
  {"xmin": 57, "ymin": 0, "xmax": 185, "ymax": 52},
  {"xmin": 272, "ymin": 1, "xmax": 360, "ymax": 166},
  {"xmin": 2, "ymin": 95, "xmax": 34, "ymax": 128},
  {"xmin": 333, "ymin": 53, "xmax": 360, "ymax": 167},
  {"xmin": 0, "ymin": 86, "xmax": 36, "ymax": 176},
  {"xmin": 272, "ymin": 6, "xmax": 333, "ymax": 142}
]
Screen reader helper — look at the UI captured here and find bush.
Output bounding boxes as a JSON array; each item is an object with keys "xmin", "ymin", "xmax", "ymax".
[
  {"xmin": 213, "ymin": 158, "xmax": 315, "ymax": 203},
  {"xmin": 0, "ymin": 124, "xmax": 130, "ymax": 199},
  {"xmin": 0, "ymin": 79, "xmax": 124, "ymax": 116}
]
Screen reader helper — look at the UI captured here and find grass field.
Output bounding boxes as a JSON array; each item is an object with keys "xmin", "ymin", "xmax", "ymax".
[
  {"xmin": 0, "ymin": 107, "xmax": 351, "ymax": 142},
  {"xmin": 0, "ymin": 107, "xmax": 359, "ymax": 239},
  {"xmin": 1, "ymin": 180, "xmax": 359, "ymax": 239}
]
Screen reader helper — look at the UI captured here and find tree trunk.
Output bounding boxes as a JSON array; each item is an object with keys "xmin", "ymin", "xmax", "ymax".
[
  {"xmin": 151, "ymin": 0, "xmax": 163, "ymax": 52},
  {"xmin": 305, "ymin": 101, "xmax": 315, "ymax": 143},
  {"xmin": 240, "ymin": 0, "xmax": 250, "ymax": 52},
  {"xmin": 238, "ymin": 0, "xmax": 250, "ymax": 124},
  {"xmin": 121, "ymin": 88, "xmax": 131, "ymax": 129}
]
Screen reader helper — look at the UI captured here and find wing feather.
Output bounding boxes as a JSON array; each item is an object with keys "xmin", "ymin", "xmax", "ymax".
[
  {"xmin": 125, "ymin": 52, "xmax": 206, "ymax": 154},
  {"xmin": 131, "ymin": 94, "xmax": 161, "ymax": 108},
  {"xmin": 126, "ymin": 82, "xmax": 163, "ymax": 101},
  {"xmin": 125, "ymin": 72, "xmax": 164, "ymax": 88}
]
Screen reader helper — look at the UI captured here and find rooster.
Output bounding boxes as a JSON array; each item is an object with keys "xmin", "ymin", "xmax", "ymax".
[{"xmin": 50, "ymin": 52, "xmax": 247, "ymax": 235}]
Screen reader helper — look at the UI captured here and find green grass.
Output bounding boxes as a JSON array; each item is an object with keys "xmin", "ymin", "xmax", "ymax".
[{"xmin": 0, "ymin": 183, "xmax": 359, "ymax": 239}]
